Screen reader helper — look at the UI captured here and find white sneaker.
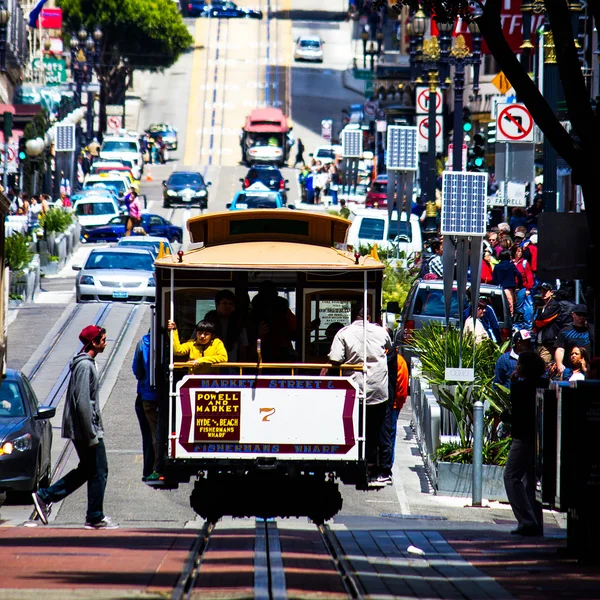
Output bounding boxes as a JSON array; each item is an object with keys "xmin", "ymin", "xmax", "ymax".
[{"xmin": 84, "ymin": 516, "xmax": 120, "ymax": 530}]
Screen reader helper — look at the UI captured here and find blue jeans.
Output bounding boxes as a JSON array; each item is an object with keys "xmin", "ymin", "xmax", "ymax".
[
  {"xmin": 515, "ymin": 288, "xmax": 533, "ymax": 330},
  {"xmin": 38, "ymin": 438, "xmax": 108, "ymax": 525},
  {"xmin": 330, "ymin": 189, "xmax": 338, "ymax": 205},
  {"xmin": 135, "ymin": 394, "xmax": 155, "ymax": 477},
  {"xmin": 389, "ymin": 407, "xmax": 400, "ymax": 467}
]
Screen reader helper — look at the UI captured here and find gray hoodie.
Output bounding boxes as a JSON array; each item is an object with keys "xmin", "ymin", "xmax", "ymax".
[{"xmin": 62, "ymin": 352, "xmax": 104, "ymax": 446}]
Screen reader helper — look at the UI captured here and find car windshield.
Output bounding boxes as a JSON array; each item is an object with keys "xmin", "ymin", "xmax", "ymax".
[
  {"xmin": 248, "ymin": 168, "xmax": 282, "ymax": 182},
  {"xmin": 387, "ymin": 220, "xmax": 412, "ymax": 243},
  {"xmin": 75, "ymin": 202, "xmax": 117, "ymax": 216},
  {"xmin": 235, "ymin": 194, "xmax": 279, "ymax": 208},
  {"xmin": 102, "ymin": 141, "xmax": 138, "ymax": 153},
  {"xmin": 85, "ymin": 179, "xmax": 126, "ymax": 193},
  {"xmin": 316, "ymin": 149, "xmax": 335, "ymax": 159},
  {"xmin": 85, "ymin": 251, "xmax": 154, "ymax": 271},
  {"xmin": 300, "ymin": 40, "xmax": 320, "ymax": 48},
  {"xmin": 169, "ymin": 173, "xmax": 204, "ymax": 186},
  {"xmin": 149, "ymin": 125, "xmax": 174, "ymax": 134},
  {"xmin": 413, "ymin": 289, "xmax": 505, "ymax": 321},
  {"xmin": 0, "ymin": 380, "xmax": 25, "ymax": 418},
  {"xmin": 358, "ymin": 218, "xmax": 385, "ymax": 240},
  {"xmin": 370, "ymin": 182, "xmax": 387, "ymax": 194},
  {"xmin": 117, "ymin": 241, "xmax": 161, "ymax": 256}
]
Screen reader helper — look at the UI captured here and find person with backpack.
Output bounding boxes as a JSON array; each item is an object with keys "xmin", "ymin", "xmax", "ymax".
[{"xmin": 132, "ymin": 331, "xmax": 160, "ymax": 482}]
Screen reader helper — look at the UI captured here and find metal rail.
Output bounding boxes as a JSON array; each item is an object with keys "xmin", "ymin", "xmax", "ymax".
[
  {"xmin": 172, "ymin": 520, "xmax": 215, "ymax": 600},
  {"xmin": 319, "ymin": 524, "xmax": 366, "ymax": 600}
]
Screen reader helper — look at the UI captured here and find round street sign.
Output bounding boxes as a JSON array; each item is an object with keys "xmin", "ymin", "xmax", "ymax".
[
  {"xmin": 418, "ymin": 116, "xmax": 441, "ymax": 139},
  {"xmin": 364, "ymin": 100, "xmax": 378, "ymax": 117},
  {"xmin": 416, "ymin": 88, "xmax": 442, "ymax": 114},
  {"xmin": 107, "ymin": 116, "xmax": 122, "ymax": 131},
  {"xmin": 496, "ymin": 103, "xmax": 534, "ymax": 143}
]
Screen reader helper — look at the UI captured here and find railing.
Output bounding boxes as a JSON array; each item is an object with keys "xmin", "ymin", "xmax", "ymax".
[{"xmin": 173, "ymin": 362, "xmax": 365, "ymax": 376}]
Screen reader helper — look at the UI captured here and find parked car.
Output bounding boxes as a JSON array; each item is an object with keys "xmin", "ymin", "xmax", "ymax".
[
  {"xmin": 117, "ymin": 236, "xmax": 174, "ymax": 257},
  {"xmin": 81, "ymin": 214, "xmax": 183, "ymax": 244},
  {"xmin": 346, "ymin": 209, "xmax": 422, "ymax": 256},
  {"xmin": 188, "ymin": 0, "xmax": 263, "ymax": 18},
  {"xmin": 147, "ymin": 124, "xmax": 178, "ymax": 151},
  {"xmin": 74, "ymin": 248, "xmax": 156, "ymax": 303},
  {"xmin": 83, "ymin": 173, "xmax": 134, "ymax": 197},
  {"xmin": 74, "ymin": 195, "xmax": 121, "ymax": 228},
  {"xmin": 393, "ymin": 279, "xmax": 512, "ymax": 368},
  {"xmin": 241, "ymin": 165, "xmax": 288, "ymax": 202},
  {"xmin": 163, "ymin": 171, "xmax": 210, "ymax": 209},
  {"xmin": 311, "ymin": 145, "xmax": 342, "ymax": 165},
  {"xmin": 338, "ymin": 182, "xmax": 368, "ymax": 205},
  {"xmin": 365, "ymin": 174, "xmax": 388, "ymax": 208},
  {"xmin": 294, "ymin": 36, "xmax": 324, "ymax": 62},
  {"xmin": 0, "ymin": 369, "xmax": 55, "ymax": 495},
  {"xmin": 227, "ymin": 190, "xmax": 286, "ymax": 210}
]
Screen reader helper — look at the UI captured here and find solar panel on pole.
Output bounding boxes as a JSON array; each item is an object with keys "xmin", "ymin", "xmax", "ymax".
[
  {"xmin": 386, "ymin": 126, "xmax": 418, "ymax": 171},
  {"xmin": 342, "ymin": 129, "xmax": 362, "ymax": 158},
  {"xmin": 55, "ymin": 125, "xmax": 76, "ymax": 152},
  {"xmin": 441, "ymin": 171, "xmax": 487, "ymax": 236}
]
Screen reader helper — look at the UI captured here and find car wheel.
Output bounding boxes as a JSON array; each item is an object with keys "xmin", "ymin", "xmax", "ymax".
[{"xmin": 163, "ymin": 201, "xmax": 170, "ymax": 209}]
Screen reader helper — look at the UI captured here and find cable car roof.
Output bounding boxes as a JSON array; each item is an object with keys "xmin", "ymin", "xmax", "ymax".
[
  {"xmin": 154, "ymin": 240, "xmax": 383, "ymax": 271},
  {"xmin": 186, "ymin": 209, "xmax": 351, "ymax": 248}
]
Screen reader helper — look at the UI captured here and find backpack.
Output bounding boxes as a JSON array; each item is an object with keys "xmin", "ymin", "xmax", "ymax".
[
  {"xmin": 557, "ymin": 299, "xmax": 576, "ymax": 330},
  {"xmin": 418, "ymin": 253, "xmax": 434, "ymax": 278}
]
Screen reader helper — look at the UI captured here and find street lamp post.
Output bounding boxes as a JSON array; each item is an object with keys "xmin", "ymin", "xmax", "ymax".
[
  {"xmin": 421, "ymin": 37, "xmax": 441, "ymax": 206},
  {"xmin": 360, "ymin": 31, "xmax": 369, "ymax": 69}
]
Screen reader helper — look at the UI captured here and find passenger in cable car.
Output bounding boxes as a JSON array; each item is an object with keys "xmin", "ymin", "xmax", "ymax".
[
  {"xmin": 167, "ymin": 320, "xmax": 228, "ymax": 374},
  {"xmin": 246, "ymin": 281, "xmax": 297, "ymax": 363},
  {"xmin": 203, "ymin": 290, "xmax": 249, "ymax": 362}
]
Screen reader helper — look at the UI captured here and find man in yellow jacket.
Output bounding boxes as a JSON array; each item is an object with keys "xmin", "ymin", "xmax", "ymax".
[{"xmin": 167, "ymin": 320, "xmax": 228, "ymax": 373}]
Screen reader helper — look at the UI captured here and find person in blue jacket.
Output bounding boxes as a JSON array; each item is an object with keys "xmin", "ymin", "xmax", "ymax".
[{"xmin": 132, "ymin": 332, "xmax": 159, "ymax": 482}]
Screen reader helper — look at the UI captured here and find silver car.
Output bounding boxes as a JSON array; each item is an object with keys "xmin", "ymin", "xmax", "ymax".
[
  {"xmin": 74, "ymin": 247, "xmax": 156, "ymax": 303},
  {"xmin": 117, "ymin": 235, "xmax": 174, "ymax": 258},
  {"xmin": 294, "ymin": 36, "xmax": 324, "ymax": 62}
]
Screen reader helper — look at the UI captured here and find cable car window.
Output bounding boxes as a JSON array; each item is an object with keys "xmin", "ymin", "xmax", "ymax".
[{"xmin": 229, "ymin": 219, "xmax": 309, "ymax": 237}]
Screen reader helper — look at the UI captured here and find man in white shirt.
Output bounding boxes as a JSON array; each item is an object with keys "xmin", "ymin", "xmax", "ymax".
[{"xmin": 323, "ymin": 308, "xmax": 393, "ymax": 486}]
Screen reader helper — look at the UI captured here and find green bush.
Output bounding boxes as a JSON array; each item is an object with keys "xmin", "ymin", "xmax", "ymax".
[
  {"xmin": 6, "ymin": 233, "xmax": 34, "ymax": 272},
  {"xmin": 39, "ymin": 207, "xmax": 72, "ymax": 234}
]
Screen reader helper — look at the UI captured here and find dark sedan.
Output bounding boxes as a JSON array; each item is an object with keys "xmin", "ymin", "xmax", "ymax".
[
  {"xmin": 163, "ymin": 171, "xmax": 211, "ymax": 209},
  {"xmin": 81, "ymin": 213, "xmax": 183, "ymax": 243},
  {"xmin": 241, "ymin": 165, "xmax": 288, "ymax": 203},
  {"xmin": 0, "ymin": 369, "xmax": 56, "ymax": 495},
  {"xmin": 188, "ymin": 0, "xmax": 263, "ymax": 18}
]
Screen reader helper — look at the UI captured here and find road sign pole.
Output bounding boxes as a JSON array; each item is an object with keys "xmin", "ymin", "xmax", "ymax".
[
  {"xmin": 2, "ymin": 141, "xmax": 8, "ymax": 191},
  {"xmin": 427, "ymin": 73, "xmax": 438, "ymax": 204},
  {"xmin": 452, "ymin": 61, "xmax": 465, "ymax": 172},
  {"xmin": 503, "ymin": 142, "xmax": 509, "ymax": 222}
]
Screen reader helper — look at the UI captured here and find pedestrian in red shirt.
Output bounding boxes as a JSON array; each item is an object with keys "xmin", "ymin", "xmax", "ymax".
[
  {"xmin": 512, "ymin": 245, "xmax": 534, "ymax": 329},
  {"xmin": 481, "ymin": 246, "xmax": 495, "ymax": 284}
]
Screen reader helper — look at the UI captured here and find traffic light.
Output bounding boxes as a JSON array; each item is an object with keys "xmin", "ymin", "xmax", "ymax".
[
  {"xmin": 18, "ymin": 136, "xmax": 27, "ymax": 161},
  {"xmin": 471, "ymin": 133, "xmax": 486, "ymax": 171},
  {"xmin": 3, "ymin": 111, "xmax": 12, "ymax": 140},
  {"xmin": 462, "ymin": 107, "xmax": 472, "ymax": 133},
  {"xmin": 487, "ymin": 121, "xmax": 496, "ymax": 145}
]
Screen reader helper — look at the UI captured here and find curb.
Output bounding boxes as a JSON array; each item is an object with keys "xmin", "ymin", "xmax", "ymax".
[{"xmin": 341, "ymin": 69, "xmax": 365, "ymax": 97}]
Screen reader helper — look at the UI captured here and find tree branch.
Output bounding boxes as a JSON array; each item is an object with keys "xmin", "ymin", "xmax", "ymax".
[
  {"xmin": 478, "ymin": 0, "xmax": 578, "ymax": 168},
  {"xmin": 545, "ymin": 0, "xmax": 594, "ymax": 148}
]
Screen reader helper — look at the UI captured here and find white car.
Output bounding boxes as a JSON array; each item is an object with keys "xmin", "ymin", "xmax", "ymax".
[
  {"xmin": 346, "ymin": 209, "xmax": 423, "ymax": 257},
  {"xmin": 74, "ymin": 196, "xmax": 120, "ymax": 229},
  {"xmin": 338, "ymin": 182, "xmax": 368, "ymax": 206},
  {"xmin": 311, "ymin": 145, "xmax": 342, "ymax": 165},
  {"xmin": 74, "ymin": 247, "xmax": 156, "ymax": 303},
  {"xmin": 99, "ymin": 135, "xmax": 143, "ymax": 179},
  {"xmin": 294, "ymin": 36, "xmax": 324, "ymax": 62}
]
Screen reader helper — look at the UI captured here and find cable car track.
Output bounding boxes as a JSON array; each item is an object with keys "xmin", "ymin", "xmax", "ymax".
[{"xmin": 173, "ymin": 519, "xmax": 365, "ymax": 600}]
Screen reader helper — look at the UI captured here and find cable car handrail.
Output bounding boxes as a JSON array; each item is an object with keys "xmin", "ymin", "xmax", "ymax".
[{"xmin": 172, "ymin": 361, "xmax": 366, "ymax": 375}]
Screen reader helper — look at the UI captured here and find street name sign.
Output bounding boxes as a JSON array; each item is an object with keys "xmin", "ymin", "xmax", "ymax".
[{"xmin": 496, "ymin": 103, "xmax": 534, "ymax": 143}]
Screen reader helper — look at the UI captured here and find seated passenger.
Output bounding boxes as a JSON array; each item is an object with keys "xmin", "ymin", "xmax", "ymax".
[
  {"xmin": 167, "ymin": 319, "xmax": 228, "ymax": 374},
  {"xmin": 204, "ymin": 289, "xmax": 248, "ymax": 361},
  {"xmin": 247, "ymin": 281, "xmax": 297, "ymax": 362}
]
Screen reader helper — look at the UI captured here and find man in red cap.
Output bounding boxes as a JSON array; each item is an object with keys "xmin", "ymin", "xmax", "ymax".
[{"xmin": 32, "ymin": 325, "xmax": 118, "ymax": 529}]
